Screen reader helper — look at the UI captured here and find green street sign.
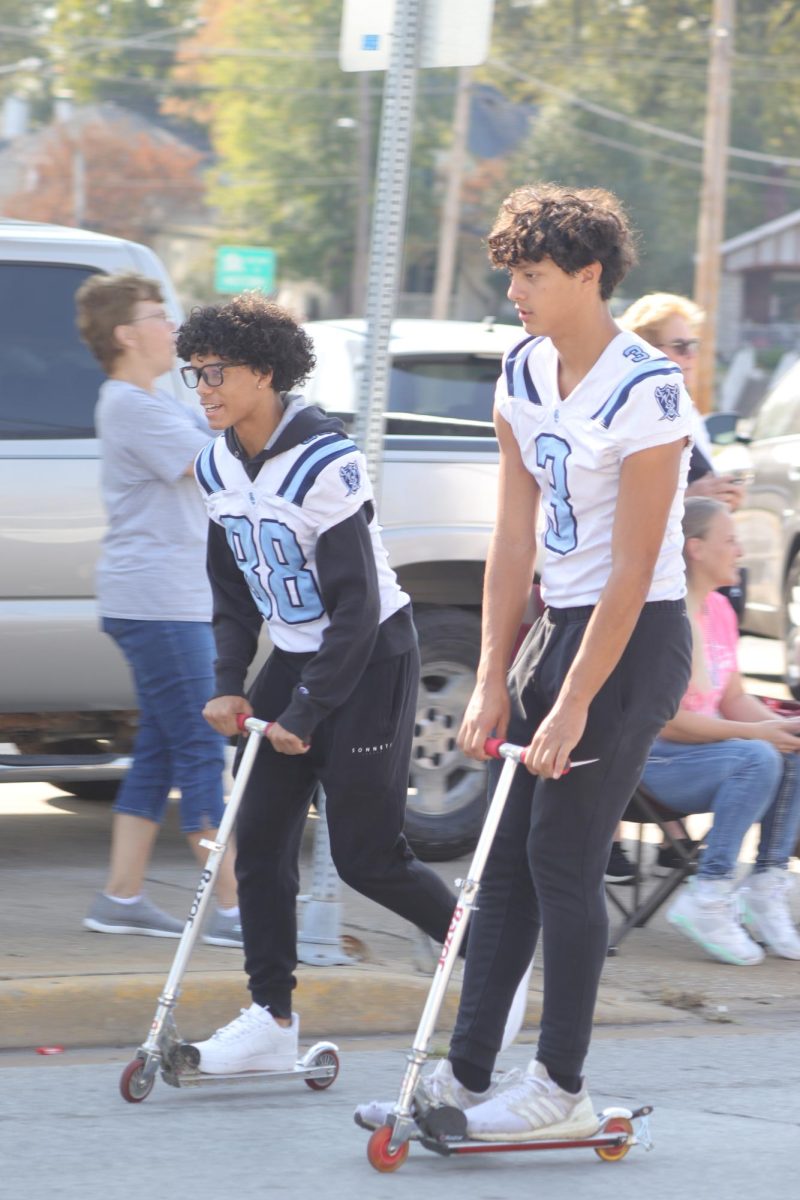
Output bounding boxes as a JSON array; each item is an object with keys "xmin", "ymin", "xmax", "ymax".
[{"xmin": 214, "ymin": 245, "xmax": 276, "ymax": 294}]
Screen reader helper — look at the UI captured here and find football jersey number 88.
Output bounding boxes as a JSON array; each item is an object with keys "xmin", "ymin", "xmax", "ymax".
[{"xmin": 221, "ymin": 514, "xmax": 324, "ymax": 624}]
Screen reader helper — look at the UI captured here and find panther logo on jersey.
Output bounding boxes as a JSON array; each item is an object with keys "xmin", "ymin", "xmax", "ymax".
[
  {"xmin": 339, "ymin": 460, "xmax": 361, "ymax": 495},
  {"xmin": 654, "ymin": 382, "xmax": 680, "ymax": 421}
]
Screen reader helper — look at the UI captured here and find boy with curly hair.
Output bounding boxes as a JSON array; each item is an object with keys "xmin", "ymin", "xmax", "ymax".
[
  {"xmin": 358, "ymin": 183, "xmax": 693, "ymax": 1139},
  {"xmin": 176, "ymin": 293, "xmax": 460, "ymax": 1073}
]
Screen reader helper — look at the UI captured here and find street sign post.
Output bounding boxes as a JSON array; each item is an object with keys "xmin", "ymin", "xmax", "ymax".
[
  {"xmin": 214, "ymin": 245, "xmax": 277, "ymax": 294},
  {"xmin": 340, "ymin": 0, "xmax": 495, "ymax": 495}
]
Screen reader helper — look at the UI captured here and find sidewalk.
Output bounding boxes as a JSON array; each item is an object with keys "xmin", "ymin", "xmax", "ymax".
[{"xmin": 3, "ymin": 781, "xmax": 800, "ymax": 1052}]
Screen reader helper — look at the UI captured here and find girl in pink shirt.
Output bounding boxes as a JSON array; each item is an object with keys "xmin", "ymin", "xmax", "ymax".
[{"xmin": 642, "ymin": 497, "xmax": 800, "ymax": 965}]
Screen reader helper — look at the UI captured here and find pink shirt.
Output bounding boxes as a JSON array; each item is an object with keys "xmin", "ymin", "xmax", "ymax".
[{"xmin": 681, "ymin": 591, "xmax": 739, "ymax": 717}]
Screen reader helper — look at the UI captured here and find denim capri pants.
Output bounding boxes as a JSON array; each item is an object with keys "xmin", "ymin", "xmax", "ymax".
[{"xmin": 103, "ymin": 617, "xmax": 226, "ymax": 832}]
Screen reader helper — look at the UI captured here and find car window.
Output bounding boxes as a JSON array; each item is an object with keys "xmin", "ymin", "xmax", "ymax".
[
  {"xmin": 388, "ymin": 355, "xmax": 499, "ymax": 425},
  {"xmin": 752, "ymin": 365, "xmax": 800, "ymax": 440},
  {"xmin": 0, "ymin": 262, "xmax": 105, "ymax": 439}
]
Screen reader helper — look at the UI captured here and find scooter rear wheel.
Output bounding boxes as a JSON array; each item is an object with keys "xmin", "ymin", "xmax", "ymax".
[
  {"xmin": 367, "ymin": 1125, "xmax": 410, "ymax": 1172},
  {"xmin": 304, "ymin": 1048, "xmax": 340, "ymax": 1090},
  {"xmin": 594, "ymin": 1116, "xmax": 633, "ymax": 1162},
  {"xmin": 120, "ymin": 1058, "xmax": 156, "ymax": 1104}
]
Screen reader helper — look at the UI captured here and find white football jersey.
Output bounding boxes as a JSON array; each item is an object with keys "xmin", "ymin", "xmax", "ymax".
[
  {"xmin": 496, "ymin": 330, "xmax": 692, "ymax": 606},
  {"xmin": 195, "ymin": 430, "xmax": 409, "ymax": 653}
]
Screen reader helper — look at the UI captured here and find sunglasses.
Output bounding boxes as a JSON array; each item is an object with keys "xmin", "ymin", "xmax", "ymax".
[
  {"xmin": 180, "ymin": 362, "xmax": 244, "ymax": 388},
  {"xmin": 657, "ymin": 339, "xmax": 699, "ymax": 356}
]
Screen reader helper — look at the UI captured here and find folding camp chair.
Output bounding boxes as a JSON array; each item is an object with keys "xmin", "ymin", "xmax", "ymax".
[{"xmin": 605, "ymin": 782, "xmax": 708, "ymax": 955}]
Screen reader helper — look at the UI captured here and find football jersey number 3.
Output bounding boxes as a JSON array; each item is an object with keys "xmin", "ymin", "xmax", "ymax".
[
  {"xmin": 536, "ymin": 433, "xmax": 577, "ymax": 554},
  {"xmin": 222, "ymin": 515, "xmax": 324, "ymax": 624}
]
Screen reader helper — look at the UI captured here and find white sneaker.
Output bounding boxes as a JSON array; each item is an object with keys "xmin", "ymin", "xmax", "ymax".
[
  {"xmin": 464, "ymin": 1061, "xmax": 599, "ymax": 1142},
  {"xmin": 667, "ymin": 877, "xmax": 765, "ymax": 966},
  {"xmin": 354, "ymin": 1058, "xmax": 503, "ymax": 1130},
  {"xmin": 191, "ymin": 1004, "xmax": 299, "ymax": 1074},
  {"xmin": 741, "ymin": 869, "xmax": 800, "ymax": 960}
]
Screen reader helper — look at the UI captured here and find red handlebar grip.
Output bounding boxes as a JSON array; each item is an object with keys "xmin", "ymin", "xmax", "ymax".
[
  {"xmin": 483, "ymin": 737, "xmax": 506, "ymax": 759},
  {"xmin": 236, "ymin": 713, "xmax": 249, "ymax": 732}
]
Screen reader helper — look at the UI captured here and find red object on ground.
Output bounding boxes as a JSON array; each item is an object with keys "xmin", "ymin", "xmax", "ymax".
[{"xmin": 36, "ymin": 1045, "xmax": 65, "ymax": 1055}]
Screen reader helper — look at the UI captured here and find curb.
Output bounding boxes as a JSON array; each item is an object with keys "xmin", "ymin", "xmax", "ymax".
[{"xmin": 0, "ymin": 967, "xmax": 688, "ymax": 1051}]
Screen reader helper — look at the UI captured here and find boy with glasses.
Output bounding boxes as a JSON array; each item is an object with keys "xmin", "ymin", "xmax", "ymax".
[{"xmin": 176, "ymin": 293, "xmax": 461, "ymax": 1074}]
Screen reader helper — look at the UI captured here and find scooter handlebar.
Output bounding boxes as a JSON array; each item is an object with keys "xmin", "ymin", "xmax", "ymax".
[
  {"xmin": 483, "ymin": 737, "xmax": 528, "ymax": 765},
  {"xmin": 236, "ymin": 715, "xmax": 273, "ymax": 736}
]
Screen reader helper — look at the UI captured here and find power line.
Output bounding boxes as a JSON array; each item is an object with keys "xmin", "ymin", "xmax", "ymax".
[{"xmin": 491, "ymin": 59, "xmax": 800, "ymax": 168}]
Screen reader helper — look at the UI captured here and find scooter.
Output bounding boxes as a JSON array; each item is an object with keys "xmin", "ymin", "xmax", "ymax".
[
  {"xmin": 356, "ymin": 738, "xmax": 653, "ymax": 1172},
  {"xmin": 119, "ymin": 716, "xmax": 339, "ymax": 1103}
]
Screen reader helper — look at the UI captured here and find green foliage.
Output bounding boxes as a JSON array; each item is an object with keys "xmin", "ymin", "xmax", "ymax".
[{"xmin": 45, "ymin": 0, "xmax": 198, "ymax": 116}]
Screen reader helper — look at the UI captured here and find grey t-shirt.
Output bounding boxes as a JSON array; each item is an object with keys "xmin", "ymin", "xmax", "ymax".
[{"xmin": 95, "ymin": 379, "xmax": 212, "ymax": 621}]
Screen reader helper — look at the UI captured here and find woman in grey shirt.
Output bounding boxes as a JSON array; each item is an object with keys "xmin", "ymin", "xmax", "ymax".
[{"xmin": 75, "ymin": 272, "xmax": 239, "ymax": 947}]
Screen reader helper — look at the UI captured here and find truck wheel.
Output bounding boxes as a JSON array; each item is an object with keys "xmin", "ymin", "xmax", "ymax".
[{"xmin": 405, "ymin": 608, "xmax": 487, "ymax": 861}]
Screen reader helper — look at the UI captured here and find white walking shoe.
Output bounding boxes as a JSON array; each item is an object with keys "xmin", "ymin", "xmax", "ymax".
[
  {"xmin": 191, "ymin": 1004, "xmax": 299, "ymax": 1074},
  {"xmin": 353, "ymin": 1058, "xmax": 506, "ymax": 1131},
  {"xmin": 740, "ymin": 869, "xmax": 800, "ymax": 960},
  {"xmin": 464, "ymin": 1060, "xmax": 599, "ymax": 1142},
  {"xmin": 667, "ymin": 877, "xmax": 765, "ymax": 966}
]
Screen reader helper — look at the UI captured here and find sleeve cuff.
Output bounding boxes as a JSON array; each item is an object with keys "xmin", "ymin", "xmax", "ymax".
[{"xmin": 277, "ymin": 685, "xmax": 329, "ymax": 742}]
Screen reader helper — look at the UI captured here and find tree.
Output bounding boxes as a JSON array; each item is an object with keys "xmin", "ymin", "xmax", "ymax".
[
  {"xmin": 44, "ymin": 0, "xmax": 199, "ymax": 119},
  {"xmin": 167, "ymin": 0, "xmax": 457, "ymax": 308},
  {"xmin": 3, "ymin": 117, "xmax": 202, "ymax": 243}
]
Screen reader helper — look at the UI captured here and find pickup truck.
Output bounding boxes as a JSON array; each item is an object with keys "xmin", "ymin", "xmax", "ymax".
[{"xmin": 0, "ymin": 220, "xmax": 521, "ymax": 860}]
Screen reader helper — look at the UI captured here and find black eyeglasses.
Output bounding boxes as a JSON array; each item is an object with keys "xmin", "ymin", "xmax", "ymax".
[
  {"xmin": 180, "ymin": 362, "xmax": 244, "ymax": 388},
  {"xmin": 656, "ymin": 339, "xmax": 700, "ymax": 356}
]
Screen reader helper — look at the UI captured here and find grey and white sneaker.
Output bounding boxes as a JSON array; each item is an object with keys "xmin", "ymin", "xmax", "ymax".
[
  {"xmin": 83, "ymin": 892, "xmax": 184, "ymax": 938},
  {"xmin": 191, "ymin": 1004, "xmax": 299, "ymax": 1074},
  {"xmin": 465, "ymin": 1060, "xmax": 599, "ymax": 1142},
  {"xmin": 354, "ymin": 1058, "xmax": 504, "ymax": 1131},
  {"xmin": 203, "ymin": 909, "xmax": 244, "ymax": 947}
]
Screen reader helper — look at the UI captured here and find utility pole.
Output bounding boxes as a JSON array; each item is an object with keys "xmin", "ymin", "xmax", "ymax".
[
  {"xmin": 431, "ymin": 66, "xmax": 471, "ymax": 321},
  {"xmin": 693, "ymin": 0, "xmax": 735, "ymax": 414}
]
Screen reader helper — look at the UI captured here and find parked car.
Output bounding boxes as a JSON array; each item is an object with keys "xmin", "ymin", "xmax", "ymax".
[
  {"xmin": 0, "ymin": 228, "xmax": 520, "ymax": 860},
  {"xmin": 714, "ymin": 358, "xmax": 800, "ymax": 696}
]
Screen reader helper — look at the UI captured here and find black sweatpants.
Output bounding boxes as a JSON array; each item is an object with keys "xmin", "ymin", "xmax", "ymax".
[
  {"xmin": 449, "ymin": 600, "xmax": 692, "ymax": 1081},
  {"xmin": 234, "ymin": 644, "xmax": 459, "ymax": 1016}
]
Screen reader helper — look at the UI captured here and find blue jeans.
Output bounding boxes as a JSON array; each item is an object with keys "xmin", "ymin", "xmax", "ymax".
[
  {"xmin": 103, "ymin": 618, "xmax": 225, "ymax": 832},
  {"xmin": 642, "ymin": 737, "xmax": 800, "ymax": 879}
]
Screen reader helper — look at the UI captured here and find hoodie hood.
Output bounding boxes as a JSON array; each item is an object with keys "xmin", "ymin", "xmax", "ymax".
[{"xmin": 224, "ymin": 394, "xmax": 347, "ymax": 475}]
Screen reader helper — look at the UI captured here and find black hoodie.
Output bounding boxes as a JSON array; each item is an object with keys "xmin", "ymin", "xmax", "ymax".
[{"xmin": 206, "ymin": 398, "xmax": 415, "ymax": 740}]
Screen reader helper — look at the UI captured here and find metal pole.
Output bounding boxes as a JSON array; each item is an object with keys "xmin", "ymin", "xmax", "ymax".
[
  {"xmin": 353, "ymin": 0, "xmax": 423, "ymax": 494},
  {"xmin": 431, "ymin": 65, "xmax": 471, "ymax": 321},
  {"xmin": 693, "ymin": 0, "xmax": 735, "ymax": 415}
]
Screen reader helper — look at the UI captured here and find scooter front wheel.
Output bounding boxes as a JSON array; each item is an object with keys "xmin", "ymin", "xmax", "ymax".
[
  {"xmin": 119, "ymin": 1058, "xmax": 156, "ymax": 1104},
  {"xmin": 367, "ymin": 1125, "xmax": 409, "ymax": 1172}
]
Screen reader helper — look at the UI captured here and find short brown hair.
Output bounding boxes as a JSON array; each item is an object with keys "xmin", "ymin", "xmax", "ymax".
[
  {"xmin": 487, "ymin": 183, "xmax": 637, "ymax": 300},
  {"xmin": 75, "ymin": 271, "xmax": 164, "ymax": 372}
]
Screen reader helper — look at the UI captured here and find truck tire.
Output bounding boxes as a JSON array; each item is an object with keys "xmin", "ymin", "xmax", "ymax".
[{"xmin": 405, "ymin": 607, "xmax": 487, "ymax": 861}]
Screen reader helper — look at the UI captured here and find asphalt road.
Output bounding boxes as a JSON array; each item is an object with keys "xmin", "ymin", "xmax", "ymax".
[{"xmin": 3, "ymin": 1028, "xmax": 796, "ymax": 1199}]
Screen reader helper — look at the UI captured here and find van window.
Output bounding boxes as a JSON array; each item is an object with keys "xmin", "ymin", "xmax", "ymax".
[
  {"xmin": 752, "ymin": 364, "xmax": 800, "ymax": 440},
  {"xmin": 388, "ymin": 355, "xmax": 498, "ymax": 426},
  {"xmin": 0, "ymin": 262, "xmax": 105, "ymax": 439}
]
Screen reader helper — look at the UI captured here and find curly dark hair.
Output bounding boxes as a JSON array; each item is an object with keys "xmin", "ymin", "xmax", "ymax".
[
  {"xmin": 175, "ymin": 292, "xmax": 316, "ymax": 393},
  {"xmin": 487, "ymin": 183, "xmax": 638, "ymax": 300}
]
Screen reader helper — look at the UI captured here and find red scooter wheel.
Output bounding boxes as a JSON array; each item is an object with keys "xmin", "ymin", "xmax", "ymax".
[{"xmin": 367, "ymin": 1125, "xmax": 410, "ymax": 1172}]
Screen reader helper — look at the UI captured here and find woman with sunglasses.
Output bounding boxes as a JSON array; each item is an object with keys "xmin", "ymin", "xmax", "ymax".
[
  {"xmin": 619, "ymin": 292, "xmax": 745, "ymax": 510},
  {"xmin": 75, "ymin": 272, "xmax": 241, "ymax": 947},
  {"xmin": 604, "ymin": 292, "xmax": 748, "ymax": 885}
]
